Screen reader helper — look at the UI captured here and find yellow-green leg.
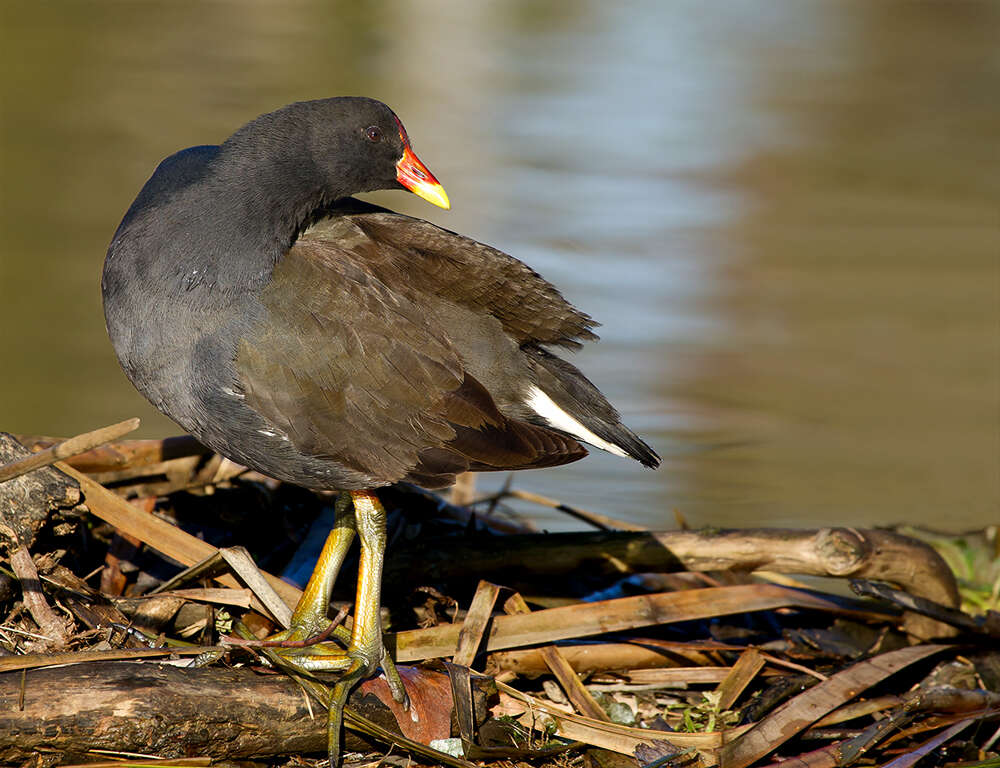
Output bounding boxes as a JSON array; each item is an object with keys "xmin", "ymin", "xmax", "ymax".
[
  {"xmin": 326, "ymin": 489, "xmax": 393, "ymax": 765},
  {"xmin": 268, "ymin": 493, "xmax": 356, "ymax": 656},
  {"xmin": 293, "ymin": 493, "xmax": 356, "ymax": 637},
  {"xmin": 264, "ymin": 490, "xmax": 405, "ymax": 766}
]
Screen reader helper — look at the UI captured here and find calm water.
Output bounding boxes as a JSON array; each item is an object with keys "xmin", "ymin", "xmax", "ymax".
[{"xmin": 1, "ymin": 2, "xmax": 997, "ymax": 531}]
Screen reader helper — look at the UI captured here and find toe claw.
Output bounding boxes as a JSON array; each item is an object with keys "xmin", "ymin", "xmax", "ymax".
[{"xmin": 379, "ymin": 647, "xmax": 409, "ymax": 706}]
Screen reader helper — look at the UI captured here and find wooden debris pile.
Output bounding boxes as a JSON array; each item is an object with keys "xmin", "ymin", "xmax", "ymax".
[{"xmin": 0, "ymin": 422, "xmax": 998, "ymax": 768}]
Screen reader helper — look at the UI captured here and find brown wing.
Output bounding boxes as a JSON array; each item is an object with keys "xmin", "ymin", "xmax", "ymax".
[
  {"xmin": 301, "ymin": 200, "xmax": 600, "ymax": 349},
  {"xmin": 235, "ymin": 238, "xmax": 585, "ymax": 488}
]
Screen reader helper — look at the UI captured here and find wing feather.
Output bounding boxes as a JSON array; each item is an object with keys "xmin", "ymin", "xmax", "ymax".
[
  {"xmin": 236, "ymin": 236, "xmax": 585, "ymax": 486},
  {"xmin": 301, "ymin": 200, "xmax": 599, "ymax": 349}
]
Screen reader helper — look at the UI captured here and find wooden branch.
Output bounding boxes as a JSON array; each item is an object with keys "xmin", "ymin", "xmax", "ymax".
[
  {"xmin": 0, "ymin": 419, "xmax": 139, "ymax": 483},
  {"xmin": 11, "ymin": 433, "xmax": 234, "ymax": 498},
  {"xmin": 503, "ymin": 592, "xmax": 610, "ymax": 721},
  {"xmin": 0, "ymin": 433, "xmax": 83, "ymax": 549},
  {"xmin": 495, "ymin": 680, "xmax": 743, "ymax": 757},
  {"xmin": 391, "ymin": 584, "xmax": 864, "ymax": 663},
  {"xmin": 719, "ymin": 644, "xmax": 949, "ymax": 768},
  {"xmin": 715, "ymin": 648, "xmax": 766, "ymax": 710},
  {"xmin": 851, "ymin": 579, "xmax": 1000, "ymax": 637},
  {"xmin": 8, "ymin": 547, "xmax": 71, "ymax": 647},
  {"xmin": 492, "ymin": 488, "xmax": 646, "ymax": 531},
  {"xmin": 0, "ymin": 661, "xmax": 458, "ymax": 762},
  {"xmin": 13, "ymin": 434, "xmax": 209, "ymax": 474},
  {"xmin": 452, "ymin": 580, "xmax": 502, "ymax": 667},
  {"xmin": 488, "ymin": 638, "xmax": 732, "ymax": 677},
  {"xmin": 385, "ymin": 527, "xmax": 959, "ymax": 638},
  {"xmin": 56, "ymin": 462, "xmax": 303, "ymax": 611}
]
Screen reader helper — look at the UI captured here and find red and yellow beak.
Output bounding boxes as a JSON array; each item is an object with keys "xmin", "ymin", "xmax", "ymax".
[{"xmin": 395, "ymin": 121, "xmax": 450, "ymax": 210}]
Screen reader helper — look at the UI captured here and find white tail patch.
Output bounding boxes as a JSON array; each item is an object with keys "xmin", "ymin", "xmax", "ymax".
[{"xmin": 525, "ymin": 385, "xmax": 628, "ymax": 458}]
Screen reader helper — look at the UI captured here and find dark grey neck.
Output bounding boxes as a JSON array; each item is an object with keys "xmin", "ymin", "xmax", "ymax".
[
  {"xmin": 110, "ymin": 122, "xmax": 343, "ymax": 298},
  {"xmin": 207, "ymin": 142, "xmax": 331, "ymax": 268}
]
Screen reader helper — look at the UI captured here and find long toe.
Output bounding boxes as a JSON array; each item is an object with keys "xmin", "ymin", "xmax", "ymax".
[
  {"xmin": 382, "ymin": 649, "xmax": 410, "ymax": 707},
  {"xmin": 326, "ymin": 649, "xmax": 380, "ymax": 767}
]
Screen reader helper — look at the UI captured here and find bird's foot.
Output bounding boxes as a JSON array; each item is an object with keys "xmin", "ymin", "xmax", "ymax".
[
  {"xmin": 257, "ymin": 611, "xmax": 409, "ymax": 703},
  {"xmin": 255, "ymin": 619, "xmax": 408, "ymax": 768}
]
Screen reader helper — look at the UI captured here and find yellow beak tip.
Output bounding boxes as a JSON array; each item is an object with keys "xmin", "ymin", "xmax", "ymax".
[{"xmin": 413, "ymin": 182, "xmax": 451, "ymax": 210}]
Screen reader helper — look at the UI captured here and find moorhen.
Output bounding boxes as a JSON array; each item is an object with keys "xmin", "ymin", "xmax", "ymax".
[{"xmin": 102, "ymin": 97, "xmax": 659, "ymax": 759}]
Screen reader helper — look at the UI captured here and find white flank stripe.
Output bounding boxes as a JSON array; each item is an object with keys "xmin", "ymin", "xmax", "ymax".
[{"xmin": 525, "ymin": 386, "xmax": 628, "ymax": 458}]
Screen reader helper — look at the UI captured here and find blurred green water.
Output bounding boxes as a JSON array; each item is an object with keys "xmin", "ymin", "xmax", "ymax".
[{"xmin": 1, "ymin": 1, "xmax": 997, "ymax": 530}]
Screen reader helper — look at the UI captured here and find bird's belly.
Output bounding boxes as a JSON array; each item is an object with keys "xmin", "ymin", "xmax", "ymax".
[{"xmin": 106, "ymin": 288, "xmax": 381, "ymax": 491}]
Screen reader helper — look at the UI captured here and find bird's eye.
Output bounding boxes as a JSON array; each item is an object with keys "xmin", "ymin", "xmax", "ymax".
[{"xmin": 365, "ymin": 125, "xmax": 383, "ymax": 143}]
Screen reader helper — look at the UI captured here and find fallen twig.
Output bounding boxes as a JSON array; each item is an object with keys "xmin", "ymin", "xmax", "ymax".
[
  {"xmin": 386, "ymin": 527, "xmax": 960, "ymax": 638},
  {"xmin": 719, "ymin": 644, "xmax": 950, "ymax": 768},
  {"xmin": 452, "ymin": 580, "xmax": 502, "ymax": 667},
  {"xmin": 7, "ymin": 547, "xmax": 70, "ymax": 648},
  {"xmin": 495, "ymin": 679, "xmax": 748, "ymax": 757},
  {"xmin": 476, "ymin": 487, "xmax": 646, "ymax": 531},
  {"xmin": 504, "ymin": 591, "xmax": 611, "ymax": 722},
  {"xmin": 221, "ymin": 606, "xmax": 348, "ymax": 648},
  {"xmin": 56, "ymin": 462, "xmax": 302, "ymax": 610},
  {"xmin": 0, "ymin": 418, "xmax": 139, "ymax": 484},
  {"xmin": 14, "ymin": 433, "xmax": 209, "ymax": 474},
  {"xmin": 393, "ymin": 584, "xmax": 876, "ymax": 662},
  {"xmin": 852, "ymin": 578, "xmax": 1000, "ymax": 637}
]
